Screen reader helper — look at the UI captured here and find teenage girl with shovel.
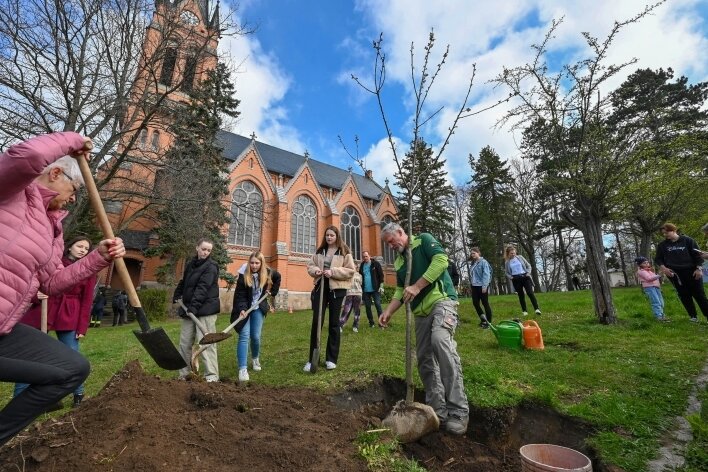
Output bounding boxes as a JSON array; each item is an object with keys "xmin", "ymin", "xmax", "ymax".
[{"xmin": 303, "ymin": 226, "xmax": 355, "ymax": 373}]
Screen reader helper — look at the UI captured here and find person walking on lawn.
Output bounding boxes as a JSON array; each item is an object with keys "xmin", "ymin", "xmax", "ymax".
[
  {"xmin": 173, "ymin": 238, "xmax": 221, "ymax": 382},
  {"xmin": 359, "ymin": 250, "xmax": 385, "ymax": 328},
  {"xmin": 231, "ymin": 251, "xmax": 281, "ymax": 382},
  {"xmin": 504, "ymin": 245, "xmax": 541, "ymax": 317},
  {"xmin": 339, "ymin": 269, "xmax": 363, "ymax": 332},
  {"xmin": 469, "ymin": 247, "xmax": 493, "ymax": 329},
  {"xmin": 303, "ymin": 226, "xmax": 356, "ymax": 372},
  {"xmin": 654, "ymin": 223, "xmax": 708, "ymax": 322},
  {"xmin": 0, "ymin": 131, "xmax": 125, "ymax": 447},
  {"xmin": 378, "ymin": 223, "xmax": 469, "ymax": 436}
]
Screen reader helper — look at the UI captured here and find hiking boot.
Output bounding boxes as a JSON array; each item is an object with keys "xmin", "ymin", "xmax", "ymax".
[
  {"xmin": 443, "ymin": 414, "xmax": 468, "ymax": 435},
  {"xmin": 303, "ymin": 362, "xmax": 312, "ymax": 373},
  {"xmin": 238, "ymin": 368, "xmax": 249, "ymax": 382},
  {"xmin": 72, "ymin": 394, "xmax": 84, "ymax": 408},
  {"xmin": 325, "ymin": 361, "xmax": 337, "ymax": 370},
  {"xmin": 252, "ymin": 358, "xmax": 262, "ymax": 371}
]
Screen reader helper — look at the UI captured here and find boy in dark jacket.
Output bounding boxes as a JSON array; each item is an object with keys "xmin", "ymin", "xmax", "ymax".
[{"xmin": 173, "ymin": 239, "xmax": 221, "ymax": 381}]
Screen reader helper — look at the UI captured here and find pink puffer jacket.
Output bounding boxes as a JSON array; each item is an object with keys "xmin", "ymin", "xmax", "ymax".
[{"xmin": 0, "ymin": 132, "xmax": 109, "ymax": 335}]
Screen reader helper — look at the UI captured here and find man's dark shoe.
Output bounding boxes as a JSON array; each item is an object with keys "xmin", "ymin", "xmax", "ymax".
[
  {"xmin": 72, "ymin": 394, "xmax": 84, "ymax": 408},
  {"xmin": 443, "ymin": 414, "xmax": 468, "ymax": 435}
]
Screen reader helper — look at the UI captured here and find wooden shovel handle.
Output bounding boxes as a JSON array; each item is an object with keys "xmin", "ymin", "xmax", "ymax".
[
  {"xmin": 40, "ymin": 298, "xmax": 48, "ymax": 334},
  {"xmin": 76, "ymin": 155, "xmax": 142, "ymax": 310}
]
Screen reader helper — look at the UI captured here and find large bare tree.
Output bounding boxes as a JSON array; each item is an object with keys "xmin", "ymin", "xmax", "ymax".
[
  {"xmin": 0, "ymin": 0, "xmax": 249, "ymax": 234},
  {"xmin": 492, "ymin": 4, "xmax": 663, "ymax": 323}
]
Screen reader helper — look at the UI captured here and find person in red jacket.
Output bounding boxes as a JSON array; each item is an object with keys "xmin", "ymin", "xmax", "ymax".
[
  {"xmin": 0, "ymin": 132, "xmax": 125, "ymax": 448},
  {"xmin": 16, "ymin": 236, "xmax": 97, "ymax": 407}
]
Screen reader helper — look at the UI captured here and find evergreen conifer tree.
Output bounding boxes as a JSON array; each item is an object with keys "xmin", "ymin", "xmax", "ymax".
[
  {"xmin": 395, "ymin": 138, "xmax": 455, "ymax": 243},
  {"xmin": 146, "ymin": 63, "xmax": 240, "ymax": 283}
]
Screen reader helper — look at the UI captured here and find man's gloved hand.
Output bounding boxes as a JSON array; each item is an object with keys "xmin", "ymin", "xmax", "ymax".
[{"xmin": 173, "ymin": 299, "xmax": 188, "ymax": 318}]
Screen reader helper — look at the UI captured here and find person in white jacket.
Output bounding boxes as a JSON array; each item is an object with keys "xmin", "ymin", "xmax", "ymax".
[{"xmin": 504, "ymin": 245, "xmax": 541, "ymax": 317}]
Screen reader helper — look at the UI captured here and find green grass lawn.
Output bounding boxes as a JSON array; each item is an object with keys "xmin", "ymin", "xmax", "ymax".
[{"xmin": 2, "ymin": 285, "xmax": 707, "ymax": 471}]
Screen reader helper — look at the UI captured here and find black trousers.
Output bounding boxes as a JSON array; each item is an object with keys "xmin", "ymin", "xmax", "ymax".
[
  {"xmin": 511, "ymin": 275, "xmax": 538, "ymax": 311},
  {"xmin": 471, "ymin": 286, "xmax": 493, "ymax": 322},
  {"xmin": 0, "ymin": 323, "xmax": 90, "ymax": 446},
  {"xmin": 362, "ymin": 291, "xmax": 383, "ymax": 326},
  {"xmin": 309, "ymin": 285, "xmax": 345, "ymax": 364},
  {"xmin": 668, "ymin": 267, "xmax": 708, "ymax": 319}
]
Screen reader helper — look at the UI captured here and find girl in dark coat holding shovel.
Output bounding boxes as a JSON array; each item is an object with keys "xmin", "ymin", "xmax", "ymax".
[
  {"xmin": 303, "ymin": 226, "xmax": 355, "ymax": 372},
  {"xmin": 173, "ymin": 238, "xmax": 221, "ymax": 382},
  {"xmin": 231, "ymin": 251, "xmax": 281, "ymax": 382}
]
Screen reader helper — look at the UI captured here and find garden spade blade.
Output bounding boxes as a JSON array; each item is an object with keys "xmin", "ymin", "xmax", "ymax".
[{"xmin": 77, "ymin": 156, "xmax": 186, "ymax": 371}]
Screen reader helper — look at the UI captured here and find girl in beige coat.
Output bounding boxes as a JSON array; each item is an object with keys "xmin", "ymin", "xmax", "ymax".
[{"xmin": 303, "ymin": 226, "xmax": 355, "ymax": 371}]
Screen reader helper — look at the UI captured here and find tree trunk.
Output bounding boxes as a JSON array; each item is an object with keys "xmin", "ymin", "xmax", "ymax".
[
  {"xmin": 581, "ymin": 216, "xmax": 617, "ymax": 324},
  {"xmin": 613, "ymin": 225, "xmax": 629, "ymax": 287},
  {"xmin": 556, "ymin": 226, "xmax": 574, "ymax": 291},
  {"xmin": 639, "ymin": 231, "xmax": 652, "ymax": 259}
]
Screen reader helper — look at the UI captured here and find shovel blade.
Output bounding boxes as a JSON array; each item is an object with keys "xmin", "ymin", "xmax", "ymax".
[
  {"xmin": 199, "ymin": 332, "xmax": 232, "ymax": 345},
  {"xmin": 310, "ymin": 348, "xmax": 319, "ymax": 374},
  {"xmin": 133, "ymin": 328, "xmax": 187, "ymax": 370}
]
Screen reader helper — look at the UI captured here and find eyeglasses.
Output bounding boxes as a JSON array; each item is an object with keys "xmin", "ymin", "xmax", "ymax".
[{"xmin": 60, "ymin": 169, "xmax": 80, "ymax": 191}]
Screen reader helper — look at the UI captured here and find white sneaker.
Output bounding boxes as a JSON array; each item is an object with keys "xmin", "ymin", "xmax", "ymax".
[
  {"xmin": 339, "ymin": 327, "xmax": 343, "ymax": 333},
  {"xmin": 535, "ymin": 309, "xmax": 542, "ymax": 315},
  {"xmin": 205, "ymin": 376, "xmax": 219, "ymax": 383},
  {"xmin": 303, "ymin": 362, "xmax": 312, "ymax": 372},
  {"xmin": 252, "ymin": 358, "xmax": 262, "ymax": 371},
  {"xmin": 353, "ymin": 327, "xmax": 358, "ymax": 333},
  {"xmin": 238, "ymin": 368, "xmax": 249, "ymax": 382},
  {"xmin": 522, "ymin": 311, "xmax": 529, "ymax": 317},
  {"xmin": 325, "ymin": 361, "xmax": 337, "ymax": 370}
]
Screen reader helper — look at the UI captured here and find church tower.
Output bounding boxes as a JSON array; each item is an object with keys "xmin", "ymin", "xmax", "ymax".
[{"xmin": 102, "ymin": 0, "xmax": 221, "ymax": 287}]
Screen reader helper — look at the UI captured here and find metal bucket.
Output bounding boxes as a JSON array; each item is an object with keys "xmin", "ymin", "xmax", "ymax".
[{"xmin": 520, "ymin": 444, "xmax": 592, "ymax": 472}]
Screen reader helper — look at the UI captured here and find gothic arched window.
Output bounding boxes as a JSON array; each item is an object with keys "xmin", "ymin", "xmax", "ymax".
[
  {"xmin": 381, "ymin": 216, "xmax": 396, "ymax": 265},
  {"xmin": 228, "ymin": 180, "xmax": 263, "ymax": 247},
  {"xmin": 340, "ymin": 206, "xmax": 361, "ymax": 260},
  {"xmin": 290, "ymin": 195, "xmax": 317, "ymax": 254}
]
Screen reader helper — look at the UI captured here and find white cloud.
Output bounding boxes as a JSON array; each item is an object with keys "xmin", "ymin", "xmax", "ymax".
[
  {"xmin": 218, "ymin": 8, "xmax": 304, "ymax": 153},
  {"xmin": 353, "ymin": 0, "xmax": 708, "ymax": 184}
]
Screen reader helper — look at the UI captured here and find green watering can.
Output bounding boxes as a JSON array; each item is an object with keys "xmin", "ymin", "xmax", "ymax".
[{"xmin": 484, "ymin": 317, "xmax": 524, "ymax": 349}]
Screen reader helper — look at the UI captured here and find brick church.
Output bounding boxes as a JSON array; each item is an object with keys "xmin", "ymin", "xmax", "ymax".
[{"xmin": 102, "ymin": 0, "xmax": 398, "ymax": 309}]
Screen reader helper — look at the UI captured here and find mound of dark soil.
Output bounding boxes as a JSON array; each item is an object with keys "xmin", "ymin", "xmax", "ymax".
[{"xmin": 0, "ymin": 361, "xmax": 540, "ymax": 471}]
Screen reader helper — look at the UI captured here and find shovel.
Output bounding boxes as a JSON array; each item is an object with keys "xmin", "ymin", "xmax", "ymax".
[
  {"xmin": 175, "ymin": 299, "xmax": 211, "ymax": 336},
  {"xmin": 40, "ymin": 297, "xmax": 48, "ymax": 333},
  {"xmin": 310, "ymin": 271, "xmax": 325, "ymax": 374},
  {"xmin": 77, "ymin": 156, "xmax": 186, "ymax": 370},
  {"xmin": 189, "ymin": 293, "xmax": 269, "ymax": 373},
  {"xmin": 198, "ymin": 293, "xmax": 269, "ymax": 345}
]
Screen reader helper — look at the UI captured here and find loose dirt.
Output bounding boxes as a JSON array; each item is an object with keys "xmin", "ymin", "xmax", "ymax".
[{"xmin": 0, "ymin": 361, "xmax": 595, "ymax": 471}]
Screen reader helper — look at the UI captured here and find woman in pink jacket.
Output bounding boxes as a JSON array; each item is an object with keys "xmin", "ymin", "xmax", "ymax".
[
  {"xmin": 16, "ymin": 236, "xmax": 97, "ymax": 408},
  {"xmin": 0, "ymin": 132, "xmax": 125, "ymax": 448}
]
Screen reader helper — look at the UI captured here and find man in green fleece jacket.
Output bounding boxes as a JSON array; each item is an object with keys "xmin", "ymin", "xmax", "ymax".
[{"xmin": 378, "ymin": 223, "xmax": 469, "ymax": 435}]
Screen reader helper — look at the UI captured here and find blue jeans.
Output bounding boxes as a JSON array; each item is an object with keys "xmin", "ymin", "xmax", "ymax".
[
  {"xmin": 643, "ymin": 287, "xmax": 665, "ymax": 319},
  {"xmin": 14, "ymin": 330, "xmax": 84, "ymax": 397},
  {"xmin": 362, "ymin": 291, "xmax": 383, "ymax": 326},
  {"xmin": 237, "ymin": 309, "xmax": 264, "ymax": 369}
]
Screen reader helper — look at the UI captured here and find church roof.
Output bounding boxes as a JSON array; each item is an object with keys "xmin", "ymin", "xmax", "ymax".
[{"xmin": 216, "ymin": 130, "xmax": 387, "ymax": 202}]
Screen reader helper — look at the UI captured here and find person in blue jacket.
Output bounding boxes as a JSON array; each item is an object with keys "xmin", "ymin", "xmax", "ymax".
[{"xmin": 469, "ymin": 247, "xmax": 493, "ymax": 328}]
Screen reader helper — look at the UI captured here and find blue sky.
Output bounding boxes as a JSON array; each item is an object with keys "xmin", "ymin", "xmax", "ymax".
[{"xmin": 217, "ymin": 0, "xmax": 708, "ymax": 188}]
